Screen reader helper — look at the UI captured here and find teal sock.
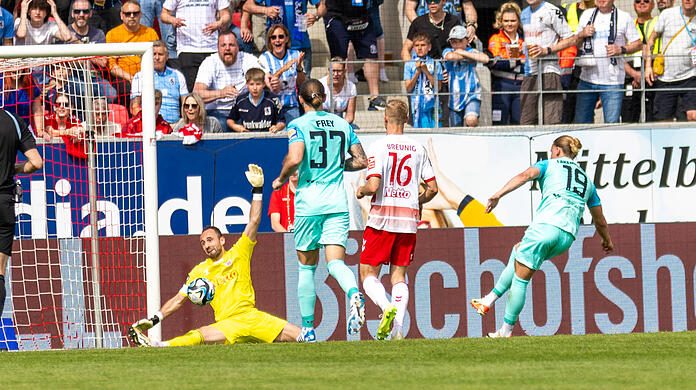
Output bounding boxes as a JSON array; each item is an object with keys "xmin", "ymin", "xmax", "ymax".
[
  {"xmin": 504, "ymin": 275, "xmax": 530, "ymax": 325},
  {"xmin": 326, "ymin": 260, "xmax": 359, "ymax": 297},
  {"xmin": 298, "ymin": 263, "xmax": 317, "ymax": 328},
  {"xmin": 492, "ymin": 249, "xmax": 516, "ymax": 297}
]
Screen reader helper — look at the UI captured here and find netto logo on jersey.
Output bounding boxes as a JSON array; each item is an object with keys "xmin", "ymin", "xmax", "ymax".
[
  {"xmin": 385, "ymin": 187, "xmax": 411, "ymax": 199},
  {"xmin": 213, "ymin": 270, "xmax": 238, "ymax": 286}
]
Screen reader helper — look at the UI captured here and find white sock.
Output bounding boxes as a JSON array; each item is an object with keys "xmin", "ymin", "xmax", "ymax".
[
  {"xmin": 501, "ymin": 322, "xmax": 514, "ymax": 337},
  {"xmin": 155, "ymin": 340, "xmax": 168, "ymax": 347},
  {"xmin": 481, "ymin": 291, "xmax": 499, "ymax": 307},
  {"xmin": 363, "ymin": 275, "xmax": 390, "ymax": 312},
  {"xmin": 391, "ymin": 282, "xmax": 409, "ymax": 327}
]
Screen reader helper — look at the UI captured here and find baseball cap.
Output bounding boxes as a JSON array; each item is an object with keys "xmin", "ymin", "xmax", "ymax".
[{"xmin": 448, "ymin": 25, "xmax": 468, "ymax": 40}]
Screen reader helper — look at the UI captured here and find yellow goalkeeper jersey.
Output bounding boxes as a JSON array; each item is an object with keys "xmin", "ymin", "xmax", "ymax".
[{"xmin": 178, "ymin": 234, "xmax": 257, "ymax": 322}]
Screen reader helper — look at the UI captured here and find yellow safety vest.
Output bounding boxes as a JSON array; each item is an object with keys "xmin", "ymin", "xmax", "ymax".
[{"xmin": 561, "ymin": 2, "xmax": 580, "ymax": 33}]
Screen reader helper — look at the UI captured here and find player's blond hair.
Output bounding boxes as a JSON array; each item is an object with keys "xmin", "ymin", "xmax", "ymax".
[
  {"xmin": 553, "ymin": 135, "xmax": 582, "ymax": 159},
  {"xmin": 385, "ymin": 99, "xmax": 408, "ymax": 125}
]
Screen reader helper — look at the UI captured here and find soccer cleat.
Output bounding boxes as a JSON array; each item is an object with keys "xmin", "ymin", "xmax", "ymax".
[
  {"xmin": 376, "ymin": 306, "xmax": 397, "ymax": 340},
  {"xmin": 347, "ymin": 292, "xmax": 366, "ymax": 335},
  {"xmin": 301, "ymin": 327, "xmax": 317, "ymax": 343},
  {"xmin": 486, "ymin": 329, "xmax": 512, "ymax": 338},
  {"xmin": 368, "ymin": 96, "xmax": 387, "ymax": 111},
  {"xmin": 470, "ymin": 298, "xmax": 490, "ymax": 316},
  {"xmin": 128, "ymin": 325, "xmax": 153, "ymax": 347}
]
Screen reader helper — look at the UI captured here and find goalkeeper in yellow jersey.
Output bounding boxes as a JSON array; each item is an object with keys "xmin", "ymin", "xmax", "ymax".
[{"xmin": 129, "ymin": 164, "xmax": 305, "ymax": 347}]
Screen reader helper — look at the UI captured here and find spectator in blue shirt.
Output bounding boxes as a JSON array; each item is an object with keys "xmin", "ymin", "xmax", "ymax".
[
  {"xmin": 131, "ymin": 40, "xmax": 188, "ymax": 123},
  {"xmin": 243, "ymin": 0, "xmax": 319, "ymax": 76},
  {"xmin": 227, "ymin": 68, "xmax": 284, "ymax": 132},
  {"xmin": 0, "ymin": 5, "xmax": 14, "ymax": 45}
]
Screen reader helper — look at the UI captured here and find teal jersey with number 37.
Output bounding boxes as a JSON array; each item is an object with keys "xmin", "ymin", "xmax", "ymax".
[
  {"xmin": 286, "ymin": 111, "xmax": 360, "ymax": 217},
  {"xmin": 532, "ymin": 157, "xmax": 601, "ymax": 237}
]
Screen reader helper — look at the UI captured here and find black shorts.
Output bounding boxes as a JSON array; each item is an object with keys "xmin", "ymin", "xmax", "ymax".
[
  {"xmin": 0, "ymin": 194, "xmax": 15, "ymax": 256},
  {"xmin": 324, "ymin": 17, "xmax": 378, "ymax": 60},
  {"xmin": 653, "ymin": 77, "xmax": 696, "ymax": 120}
]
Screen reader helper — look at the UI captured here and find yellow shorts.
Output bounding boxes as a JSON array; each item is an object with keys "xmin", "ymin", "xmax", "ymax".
[{"xmin": 210, "ymin": 309, "xmax": 287, "ymax": 344}]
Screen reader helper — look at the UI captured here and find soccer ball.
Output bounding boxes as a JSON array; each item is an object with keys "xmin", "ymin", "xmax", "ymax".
[{"xmin": 187, "ymin": 278, "xmax": 215, "ymax": 305}]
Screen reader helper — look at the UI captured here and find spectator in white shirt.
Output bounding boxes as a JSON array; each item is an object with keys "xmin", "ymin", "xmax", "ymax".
[
  {"xmin": 193, "ymin": 30, "xmax": 261, "ymax": 131},
  {"xmin": 573, "ymin": 0, "xmax": 642, "ymax": 123},
  {"xmin": 15, "ymin": 0, "xmax": 72, "ymax": 46},
  {"xmin": 161, "ymin": 0, "xmax": 231, "ymax": 91}
]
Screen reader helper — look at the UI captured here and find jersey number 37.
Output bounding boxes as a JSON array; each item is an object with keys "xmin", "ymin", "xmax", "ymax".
[{"xmin": 310, "ymin": 130, "xmax": 346, "ymax": 168}]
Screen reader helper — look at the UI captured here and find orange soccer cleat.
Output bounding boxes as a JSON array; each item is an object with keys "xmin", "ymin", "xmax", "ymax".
[{"xmin": 470, "ymin": 298, "xmax": 490, "ymax": 316}]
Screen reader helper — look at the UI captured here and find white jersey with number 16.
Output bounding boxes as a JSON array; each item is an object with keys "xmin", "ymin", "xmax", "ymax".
[{"xmin": 365, "ymin": 135, "xmax": 436, "ymax": 234}]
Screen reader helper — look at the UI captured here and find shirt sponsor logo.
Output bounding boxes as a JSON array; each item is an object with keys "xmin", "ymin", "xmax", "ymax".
[
  {"xmin": 385, "ymin": 187, "xmax": 411, "ymax": 199},
  {"xmin": 243, "ymin": 120, "xmax": 272, "ymax": 129},
  {"xmin": 213, "ymin": 270, "xmax": 238, "ymax": 286}
]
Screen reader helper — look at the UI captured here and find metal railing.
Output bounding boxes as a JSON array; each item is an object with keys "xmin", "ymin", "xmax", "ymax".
[{"xmin": 326, "ymin": 53, "xmax": 696, "ymax": 129}]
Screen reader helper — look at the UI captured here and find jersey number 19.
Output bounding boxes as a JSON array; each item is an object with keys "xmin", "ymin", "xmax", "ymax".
[{"xmin": 562, "ymin": 165, "xmax": 588, "ymax": 197}]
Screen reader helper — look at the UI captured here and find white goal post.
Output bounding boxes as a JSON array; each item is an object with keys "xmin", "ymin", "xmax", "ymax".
[{"xmin": 0, "ymin": 43, "xmax": 161, "ymax": 348}]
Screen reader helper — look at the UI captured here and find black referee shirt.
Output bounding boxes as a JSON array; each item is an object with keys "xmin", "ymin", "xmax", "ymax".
[{"xmin": 0, "ymin": 109, "xmax": 36, "ymax": 195}]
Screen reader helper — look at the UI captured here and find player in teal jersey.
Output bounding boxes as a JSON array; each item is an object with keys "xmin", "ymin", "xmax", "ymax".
[
  {"xmin": 272, "ymin": 79, "xmax": 368, "ymax": 342},
  {"xmin": 471, "ymin": 135, "xmax": 614, "ymax": 338}
]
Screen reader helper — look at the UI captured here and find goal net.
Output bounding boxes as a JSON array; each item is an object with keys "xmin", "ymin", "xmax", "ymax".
[{"xmin": 0, "ymin": 44, "xmax": 160, "ymax": 351}]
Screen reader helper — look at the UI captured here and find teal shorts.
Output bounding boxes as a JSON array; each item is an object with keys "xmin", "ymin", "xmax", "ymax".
[
  {"xmin": 293, "ymin": 212, "xmax": 349, "ymax": 251},
  {"xmin": 515, "ymin": 223, "xmax": 575, "ymax": 270}
]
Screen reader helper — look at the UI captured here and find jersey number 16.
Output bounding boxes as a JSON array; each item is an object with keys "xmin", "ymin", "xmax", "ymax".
[{"xmin": 388, "ymin": 152, "xmax": 413, "ymax": 186}]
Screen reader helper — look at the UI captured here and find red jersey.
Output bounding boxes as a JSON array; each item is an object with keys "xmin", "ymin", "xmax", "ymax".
[
  {"xmin": 44, "ymin": 113, "xmax": 87, "ymax": 159},
  {"xmin": 268, "ymin": 181, "xmax": 295, "ymax": 230},
  {"xmin": 119, "ymin": 112, "xmax": 172, "ymax": 138}
]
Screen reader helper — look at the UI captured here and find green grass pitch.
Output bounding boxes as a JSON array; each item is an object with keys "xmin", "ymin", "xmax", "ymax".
[{"xmin": 3, "ymin": 331, "xmax": 695, "ymax": 389}]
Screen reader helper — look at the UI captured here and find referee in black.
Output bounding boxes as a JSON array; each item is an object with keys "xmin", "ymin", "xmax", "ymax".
[{"xmin": 0, "ymin": 109, "xmax": 43, "ymax": 317}]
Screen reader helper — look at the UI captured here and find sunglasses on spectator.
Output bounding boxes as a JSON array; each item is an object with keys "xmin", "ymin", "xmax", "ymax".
[
  {"xmin": 426, "ymin": 0, "xmax": 442, "ymax": 4},
  {"xmin": 73, "ymin": 8, "xmax": 91, "ymax": 14},
  {"xmin": 56, "ymin": 101, "xmax": 70, "ymax": 107},
  {"xmin": 271, "ymin": 34, "xmax": 286, "ymax": 40},
  {"xmin": 122, "ymin": 11, "xmax": 141, "ymax": 17},
  {"xmin": 634, "ymin": 0, "xmax": 650, "ymax": 3},
  {"xmin": 184, "ymin": 103, "xmax": 199, "ymax": 109}
]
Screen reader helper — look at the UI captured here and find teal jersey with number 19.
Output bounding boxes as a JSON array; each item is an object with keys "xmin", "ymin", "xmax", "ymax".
[
  {"xmin": 286, "ymin": 111, "xmax": 361, "ymax": 216},
  {"xmin": 532, "ymin": 157, "xmax": 601, "ymax": 238}
]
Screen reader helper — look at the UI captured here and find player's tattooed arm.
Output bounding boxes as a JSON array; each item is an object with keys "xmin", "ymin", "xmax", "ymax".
[{"xmin": 345, "ymin": 143, "xmax": 368, "ymax": 171}]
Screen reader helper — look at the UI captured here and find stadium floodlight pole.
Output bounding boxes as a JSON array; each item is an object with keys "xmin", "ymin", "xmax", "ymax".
[{"xmin": 0, "ymin": 42, "xmax": 162, "ymax": 346}]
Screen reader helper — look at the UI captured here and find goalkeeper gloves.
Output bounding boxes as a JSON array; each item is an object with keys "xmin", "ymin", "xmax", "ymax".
[
  {"xmin": 245, "ymin": 164, "xmax": 264, "ymax": 189},
  {"xmin": 128, "ymin": 312, "xmax": 162, "ymax": 346}
]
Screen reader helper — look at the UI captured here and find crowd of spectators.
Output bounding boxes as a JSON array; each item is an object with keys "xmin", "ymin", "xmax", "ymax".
[{"xmin": 0, "ymin": 0, "xmax": 695, "ymax": 148}]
